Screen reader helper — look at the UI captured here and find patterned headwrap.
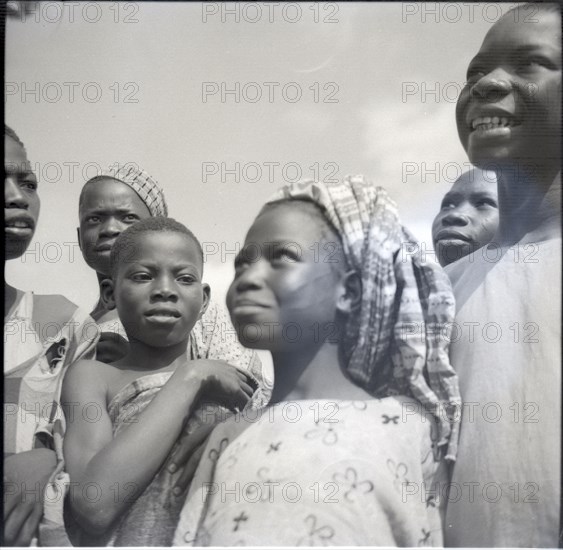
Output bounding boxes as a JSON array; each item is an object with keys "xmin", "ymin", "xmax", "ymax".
[
  {"xmin": 86, "ymin": 165, "xmax": 168, "ymax": 217},
  {"xmin": 266, "ymin": 175, "xmax": 461, "ymax": 460}
]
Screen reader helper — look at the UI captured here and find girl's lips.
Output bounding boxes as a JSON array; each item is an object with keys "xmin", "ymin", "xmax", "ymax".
[
  {"xmin": 230, "ymin": 303, "xmax": 272, "ymax": 318},
  {"xmin": 231, "ymin": 304, "xmax": 269, "ymax": 314}
]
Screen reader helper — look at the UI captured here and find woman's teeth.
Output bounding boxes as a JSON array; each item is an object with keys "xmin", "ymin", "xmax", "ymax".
[{"xmin": 471, "ymin": 116, "xmax": 516, "ymax": 131}]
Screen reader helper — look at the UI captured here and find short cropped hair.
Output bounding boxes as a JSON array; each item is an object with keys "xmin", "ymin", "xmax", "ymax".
[
  {"xmin": 504, "ymin": 2, "xmax": 560, "ymax": 18},
  {"xmin": 5, "ymin": 125, "xmax": 25, "ymax": 149},
  {"xmin": 109, "ymin": 216, "xmax": 204, "ymax": 278}
]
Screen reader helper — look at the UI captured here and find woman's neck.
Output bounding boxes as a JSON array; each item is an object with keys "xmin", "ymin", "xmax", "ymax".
[
  {"xmin": 271, "ymin": 341, "xmax": 371, "ymax": 403},
  {"xmin": 494, "ymin": 166, "xmax": 561, "ymax": 246}
]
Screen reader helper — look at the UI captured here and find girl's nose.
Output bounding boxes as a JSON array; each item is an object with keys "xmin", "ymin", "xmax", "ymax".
[{"xmin": 234, "ymin": 259, "xmax": 267, "ymax": 292}]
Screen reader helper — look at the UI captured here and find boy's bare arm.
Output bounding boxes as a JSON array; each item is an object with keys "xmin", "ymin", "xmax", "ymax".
[{"xmin": 62, "ymin": 358, "xmax": 254, "ymax": 535}]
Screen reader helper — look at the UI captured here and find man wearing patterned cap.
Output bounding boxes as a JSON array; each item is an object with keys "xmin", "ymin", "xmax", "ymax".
[
  {"xmin": 78, "ymin": 165, "xmax": 167, "ymax": 292},
  {"xmin": 77, "ymin": 165, "xmax": 271, "ymax": 405}
]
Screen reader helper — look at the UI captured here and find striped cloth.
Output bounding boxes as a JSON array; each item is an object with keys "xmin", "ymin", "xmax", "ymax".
[
  {"xmin": 87, "ymin": 164, "xmax": 168, "ymax": 217},
  {"xmin": 266, "ymin": 176, "xmax": 461, "ymax": 460}
]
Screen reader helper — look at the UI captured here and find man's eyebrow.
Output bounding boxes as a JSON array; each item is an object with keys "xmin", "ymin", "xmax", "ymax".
[
  {"xmin": 467, "ymin": 54, "xmax": 485, "ymax": 68},
  {"xmin": 82, "ymin": 207, "xmax": 139, "ymax": 215},
  {"xmin": 471, "ymin": 45, "xmax": 560, "ymax": 68},
  {"xmin": 513, "ymin": 44, "xmax": 559, "ymax": 56},
  {"xmin": 470, "ymin": 191, "xmax": 498, "ymax": 200},
  {"xmin": 442, "ymin": 192, "xmax": 462, "ymax": 202}
]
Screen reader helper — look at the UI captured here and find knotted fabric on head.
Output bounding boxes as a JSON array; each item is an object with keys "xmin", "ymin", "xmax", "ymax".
[
  {"xmin": 87, "ymin": 165, "xmax": 168, "ymax": 217},
  {"xmin": 266, "ymin": 175, "xmax": 461, "ymax": 460}
]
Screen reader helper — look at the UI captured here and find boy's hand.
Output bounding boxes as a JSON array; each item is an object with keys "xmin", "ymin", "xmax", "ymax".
[
  {"xmin": 3, "ymin": 449, "xmax": 57, "ymax": 546},
  {"xmin": 165, "ymin": 422, "xmax": 216, "ymax": 495},
  {"xmin": 180, "ymin": 359, "xmax": 257, "ymax": 412}
]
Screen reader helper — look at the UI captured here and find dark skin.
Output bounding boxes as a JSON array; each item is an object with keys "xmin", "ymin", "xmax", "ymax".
[
  {"xmin": 77, "ymin": 178, "xmax": 152, "ymax": 361},
  {"xmin": 455, "ymin": 9, "xmax": 561, "ymax": 246},
  {"xmin": 432, "ymin": 170, "xmax": 499, "ymax": 266},
  {"xmin": 4, "ymin": 134, "xmax": 57, "ymax": 546},
  {"xmin": 63, "ymin": 231, "xmax": 255, "ymax": 534},
  {"xmin": 169, "ymin": 204, "xmax": 366, "ymax": 493}
]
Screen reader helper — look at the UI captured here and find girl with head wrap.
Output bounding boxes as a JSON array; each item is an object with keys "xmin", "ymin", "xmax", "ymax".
[{"xmin": 173, "ymin": 176, "xmax": 460, "ymax": 547}]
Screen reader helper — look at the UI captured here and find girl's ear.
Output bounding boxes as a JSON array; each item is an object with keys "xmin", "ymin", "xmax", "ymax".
[
  {"xmin": 199, "ymin": 283, "xmax": 211, "ymax": 320},
  {"xmin": 336, "ymin": 270, "xmax": 362, "ymax": 315},
  {"xmin": 100, "ymin": 278, "xmax": 117, "ymax": 310}
]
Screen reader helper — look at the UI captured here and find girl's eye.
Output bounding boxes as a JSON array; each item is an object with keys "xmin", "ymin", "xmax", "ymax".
[
  {"xmin": 441, "ymin": 201, "xmax": 457, "ymax": 210},
  {"xmin": 271, "ymin": 247, "xmax": 299, "ymax": 263},
  {"xmin": 88, "ymin": 216, "xmax": 100, "ymax": 223}
]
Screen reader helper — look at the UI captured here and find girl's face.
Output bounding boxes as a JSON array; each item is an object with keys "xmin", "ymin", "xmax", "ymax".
[
  {"xmin": 5, "ymin": 135, "xmax": 40, "ymax": 260},
  {"xmin": 227, "ymin": 204, "xmax": 345, "ymax": 352}
]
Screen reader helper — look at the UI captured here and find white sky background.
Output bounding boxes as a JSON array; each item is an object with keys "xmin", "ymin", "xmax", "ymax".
[{"xmin": 5, "ymin": 2, "xmax": 510, "ymax": 310}]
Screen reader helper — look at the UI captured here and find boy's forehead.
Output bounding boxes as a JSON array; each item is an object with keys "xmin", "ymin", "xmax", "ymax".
[
  {"xmin": 481, "ymin": 10, "xmax": 561, "ymax": 53},
  {"xmin": 129, "ymin": 231, "xmax": 202, "ymax": 263}
]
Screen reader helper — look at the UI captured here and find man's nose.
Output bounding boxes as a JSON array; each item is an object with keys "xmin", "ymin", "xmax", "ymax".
[
  {"xmin": 442, "ymin": 209, "xmax": 470, "ymax": 227},
  {"xmin": 99, "ymin": 218, "xmax": 125, "ymax": 238},
  {"xmin": 470, "ymin": 68, "xmax": 511, "ymax": 103},
  {"xmin": 5, "ymin": 177, "xmax": 29, "ymax": 209}
]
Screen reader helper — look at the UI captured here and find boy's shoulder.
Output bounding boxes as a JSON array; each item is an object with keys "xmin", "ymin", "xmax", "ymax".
[{"xmin": 63, "ymin": 358, "xmax": 115, "ymax": 392}]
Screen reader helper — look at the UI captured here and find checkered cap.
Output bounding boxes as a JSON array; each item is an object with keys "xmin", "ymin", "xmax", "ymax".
[{"xmin": 92, "ymin": 164, "xmax": 168, "ymax": 217}]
